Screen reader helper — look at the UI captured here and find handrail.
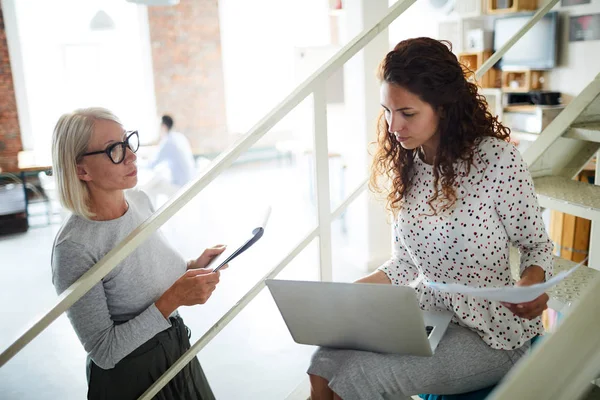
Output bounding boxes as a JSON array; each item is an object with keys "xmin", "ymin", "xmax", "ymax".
[
  {"xmin": 140, "ymin": 177, "xmax": 372, "ymax": 398},
  {"xmin": 332, "ymin": 179, "xmax": 369, "ymax": 221},
  {"xmin": 489, "ymin": 275, "xmax": 600, "ymax": 400},
  {"xmin": 139, "ymin": 227, "xmax": 320, "ymax": 399},
  {"xmin": 475, "ymin": 0, "xmax": 559, "ymax": 81},
  {"xmin": 313, "ymin": 86, "xmax": 334, "ymax": 282},
  {"xmin": 0, "ymin": 0, "xmax": 416, "ymax": 369}
]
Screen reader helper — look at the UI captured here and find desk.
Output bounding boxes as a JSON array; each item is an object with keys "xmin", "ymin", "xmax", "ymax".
[{"xmin": 0, "ymin": 153, "xmax": 52, "ymax": 223}]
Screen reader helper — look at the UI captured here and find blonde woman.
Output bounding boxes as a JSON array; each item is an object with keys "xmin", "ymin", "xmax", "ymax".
[{"xmin": 51, "ymin": 108, "xmax": 223, "ymax": 400}]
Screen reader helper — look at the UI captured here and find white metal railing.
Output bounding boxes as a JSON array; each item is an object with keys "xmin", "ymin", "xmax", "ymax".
[
  {"xmin": 490, "ymin": 274, "xmax": 600, "ymax": 400},
  {"xmin": 0, "ymin": 0, "xmax": 416, "ymax": 382},
  {"xmin": 139, "ymin": 179, "xmax": 370, "ymax": 399},
  {"xmin": 0, "ymin": 0, "xmax": 573, "ymax": 398}
]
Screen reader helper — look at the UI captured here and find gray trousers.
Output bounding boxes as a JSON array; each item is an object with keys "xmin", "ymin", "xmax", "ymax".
[{"xmin": 307, "ymin": 324, "xmax": 530, "ymax": 400}]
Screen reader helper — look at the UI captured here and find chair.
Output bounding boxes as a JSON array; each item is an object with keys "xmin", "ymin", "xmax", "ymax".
[
  {"xmin": 37, "ymin": 171, "xmax": 66, "ymax": 224},
  {"xmin": 0, "ymin": 171, "xmax": 61, "ymax": 227},
  {"xmin": 418, "ymin": 336, "xmax": 542, "ymax": 400},
  {"xmin": 418, "ymin": 387, "xmax": 495, "ymax": 400}
]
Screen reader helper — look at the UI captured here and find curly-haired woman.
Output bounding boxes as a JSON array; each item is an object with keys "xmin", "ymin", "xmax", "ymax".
[{"xmin": 308, "ymin": 37, "xmax": 554, "ymax": 400}]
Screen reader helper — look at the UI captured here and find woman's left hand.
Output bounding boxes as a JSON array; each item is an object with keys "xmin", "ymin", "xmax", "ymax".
[
  {"xmin": 501, "ymin": 268, "xmax": 549, "ymax": 320},
  {"xmin": 188, "ymin": 244, "xmax": 227, "ymax": 270}
]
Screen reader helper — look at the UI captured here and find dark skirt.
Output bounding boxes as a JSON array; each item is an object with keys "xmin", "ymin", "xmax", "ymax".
[{"xmin": 87, "ymin": 316, "xmax": 215, "ymax": 400}]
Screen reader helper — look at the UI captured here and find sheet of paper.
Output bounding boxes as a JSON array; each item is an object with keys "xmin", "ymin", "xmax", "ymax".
[{"xmin": 424, "ymin": 263, "xmax": 582, "ymax": 303}]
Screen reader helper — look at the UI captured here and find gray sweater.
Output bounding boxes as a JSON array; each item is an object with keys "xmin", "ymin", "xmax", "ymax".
[{"xmin": 51, "ymin": 189, "xmax": 186, "ymax": 369}]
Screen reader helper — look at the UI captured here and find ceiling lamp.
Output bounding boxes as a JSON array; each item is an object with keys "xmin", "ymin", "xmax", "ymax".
[
  {"xmin": 89, "ymin": 10, "xmax": 115, "ymax": 31},
  {"xmin": 126, "ymin": 0, "xmax": 180, "ymax": 5},
  {"xmin": 427, "ymin": 0, "xmax": 455, "ymax": 15}
]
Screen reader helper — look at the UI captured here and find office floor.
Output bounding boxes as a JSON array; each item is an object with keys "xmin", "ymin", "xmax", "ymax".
[{"xmin": 0, "ymin": 160, "xmax": 369, "ymax": 400}]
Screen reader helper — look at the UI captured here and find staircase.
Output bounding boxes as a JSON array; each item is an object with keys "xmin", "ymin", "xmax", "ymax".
[
  {"xmin": 476, "ymin": 73, "xmax": 600, "ymax": 400},
  {"xmin": 516, "ymin": 73, "xmax": 600, "ymax": 314}
]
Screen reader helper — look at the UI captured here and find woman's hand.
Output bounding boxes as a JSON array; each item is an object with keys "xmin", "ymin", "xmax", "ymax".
[
  {"xmin": 502, "ymin": 265, "xmax": 548, "ymax": 320},
  {"xmin": 354, "ymin": 270, "xmax": 392, "ymax": 284},
  {"xmin": 188, "ymin": 244, "xmax": 227, "ymax": 270},
  {"xmin": 156, "ymin": 268, "xmax": 221, "ymax": 318}
]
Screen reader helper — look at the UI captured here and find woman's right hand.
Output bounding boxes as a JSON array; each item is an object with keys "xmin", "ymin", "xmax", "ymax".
[
  {"xmin": 156, "ymin": 268, "xmax": 221, "ymax": 318},
  {"xmin": 354, "ymin": 270, "xmax": 392, "ymax": 284}
]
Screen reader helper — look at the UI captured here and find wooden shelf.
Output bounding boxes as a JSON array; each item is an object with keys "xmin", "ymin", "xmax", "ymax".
[
  {"xmin": 583, "ymin": 157, "xmax": 597, "ymax": 172},
  {"xmin": 488, "ymin": 0, "xmax": 537, "ymax": 14},
  {"xmin": 504, "ymin": 104, "xmax": 539, "ymax": 113},
  {"xmin": 503, "ymin": 104, "xmax": 564, "ymax": 113},
  {"xmin": 549, "ymin": 170, "xmax": 594, "ymax": 263},
  {"xmin": 458, "ymin": 51, "xmax": 500, "ymax": 88},
  {"xmin": 502, "ymin": 69, "xmax": 545, "ymax": 92}
]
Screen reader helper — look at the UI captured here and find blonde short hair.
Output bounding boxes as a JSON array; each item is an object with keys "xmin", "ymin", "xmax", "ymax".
[{"xmin": 52, "ymin": 107, "xmax": 122, "ymax": 219}]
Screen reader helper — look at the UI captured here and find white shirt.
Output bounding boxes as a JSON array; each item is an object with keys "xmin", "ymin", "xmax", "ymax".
[
  {"xmin": 379, "ymin": 137, "xmax": 553, "ymax": 350},
  {"xmin": 150, "ymin": 131, "xmax": 196, "ymax": 187}
]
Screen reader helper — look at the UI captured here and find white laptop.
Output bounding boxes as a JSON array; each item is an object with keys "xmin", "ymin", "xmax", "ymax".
[{"xmin": 265, "ymin": 280, "xmax": 453, "ymax": 356}]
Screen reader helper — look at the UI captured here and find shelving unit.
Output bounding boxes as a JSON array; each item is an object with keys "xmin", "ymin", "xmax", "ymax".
[
  {"xmin": 480, "ymin": 88, "xmax": 503, "ymax": 119},
  {"xmin": 501, "ymin": 104, "xmax": 564, "ymax": 153},
  {"xmin": 439, "ymin": 18, "xmax": 464, "ymax": 52},
  {"xmin": 456, "ymin": 0, "xmax": 486, "ymax": 19},
  {"xmin": 550, "ymin": 168, "xmax": 595, "ymax": 263},
  {"xmin": 502, "ymin": 104, "xmax": 564, "ymax": 133},
  {"xmin": 487, "ymin": 0, "xmax": 537, "ymax": 14},
  {"xmin": 458, "ymin": 50, "xmax": 500, "ymax": 87},
  {"xmin": 438, "ymin": 4, "xmax": 489, "ymax": 54},
  {"xmin": 501, "ymin": 69, "xmax": 545, "ymax": 92}
]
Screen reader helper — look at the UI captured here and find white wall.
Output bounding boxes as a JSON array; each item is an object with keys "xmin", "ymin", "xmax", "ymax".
[
  {"xmin": 217, "ymin": 0, "xmax": 444, "ymax": 140},
  {"xmin": 6, "ymin": 0, "xmax": 157, "ymax": 160},
  {"xmin": 546, "ymin": 0, "xmax": 600, "ymax": 102},
  {"xmin": 388, "ymin": 0, "xmax": 439, "ymax": 46},
  {"xmin": 218, "ymin": 0, "xmax": 330, "ymax": 135}
]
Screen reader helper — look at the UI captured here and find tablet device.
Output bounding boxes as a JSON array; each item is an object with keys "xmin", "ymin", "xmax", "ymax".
[{"xmin": 210, "ymin": 206, "xmax": 271, "ymax": 272}]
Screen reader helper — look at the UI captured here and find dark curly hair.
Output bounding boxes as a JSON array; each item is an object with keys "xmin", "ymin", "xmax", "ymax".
[{"xmin": 370, "ymin": 37, "xmax": 510, "ymax": 215}]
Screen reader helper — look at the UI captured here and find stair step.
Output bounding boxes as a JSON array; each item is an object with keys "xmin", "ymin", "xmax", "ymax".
[
  {"xmin": 564, "ymin": 122, "xmax": 600, "ymax": 142},
  {"xmin": 548, "ymin": 257, "xmax": 598, "ymax": 311},
  {"xmin": 533, "ymin": 176, "xmax": 600, "ymax": 220},
  {"xmin": 510, "ymin": 248, "xmax": 598, "ymax": 312}
]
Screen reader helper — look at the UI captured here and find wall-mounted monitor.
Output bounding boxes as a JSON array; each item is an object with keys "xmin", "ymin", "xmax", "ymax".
[{"xmin": 493, "ymin": 11, "xmax": 559, "ymax": 70}]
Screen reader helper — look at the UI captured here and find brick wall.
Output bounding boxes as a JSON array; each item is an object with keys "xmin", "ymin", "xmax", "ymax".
[
  {"xmin": 147, "ymin": 0, "xmax": 229, "ymax": 155},
  {"xmin": 0, "ymin": 6, "xmax": 22, "ymax": 172}
]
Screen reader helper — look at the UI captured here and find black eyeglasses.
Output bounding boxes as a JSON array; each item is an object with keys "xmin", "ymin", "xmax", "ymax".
[{"xmin": 81, "ymin": 131, "xmax": 140, "ymax": 164}]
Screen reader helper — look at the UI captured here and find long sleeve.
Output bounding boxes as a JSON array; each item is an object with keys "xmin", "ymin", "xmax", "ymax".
[
  {"xmin": 390, "ymin": 137, "xmax": 548, "ymax": 349},
  {"xmin": 491, "ymin": 143, "xmax": 554, "ymax": 278},
  {"xmin": 378, "ymin": 221, "xmax": 420, "ymax": 285},
  {"xmin": 52, "ymin": 240, "xmax": 172, "ymax": 369}
]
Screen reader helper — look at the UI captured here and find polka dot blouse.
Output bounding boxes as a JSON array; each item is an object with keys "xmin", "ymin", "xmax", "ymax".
[{"xmin": 379, "ymin": 137, "xmax": 554, "ymax": 350}]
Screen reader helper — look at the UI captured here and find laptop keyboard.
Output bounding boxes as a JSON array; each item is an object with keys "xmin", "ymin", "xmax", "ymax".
[{"xmin": 425, "ymin": 326, "xmax": 434, "ymax": 337}]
